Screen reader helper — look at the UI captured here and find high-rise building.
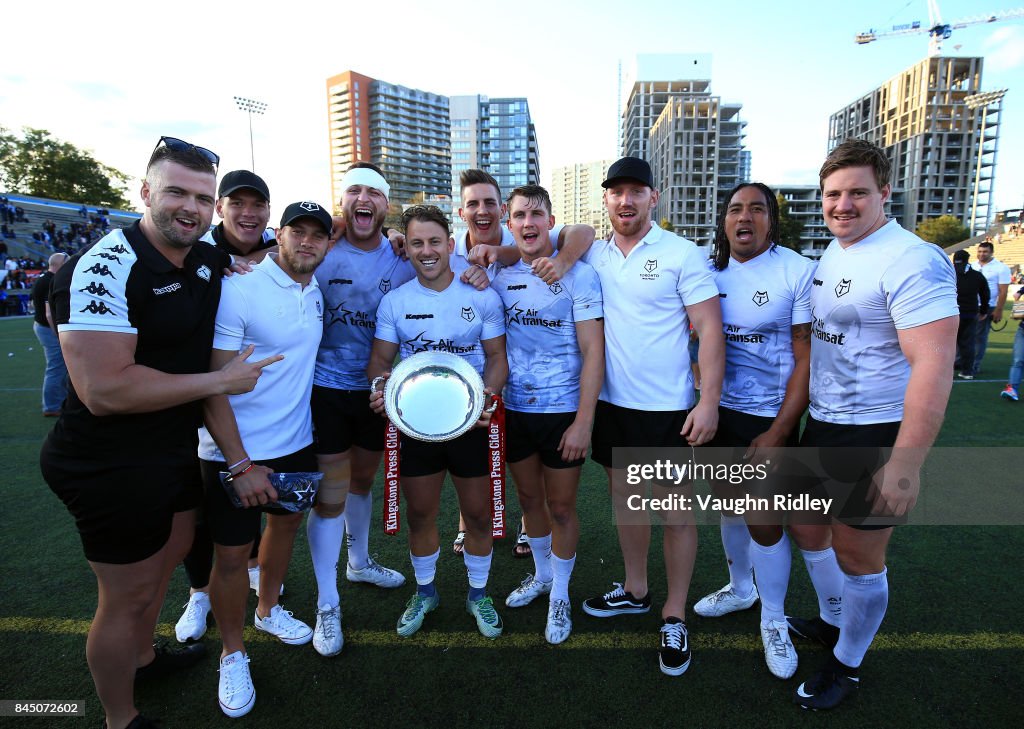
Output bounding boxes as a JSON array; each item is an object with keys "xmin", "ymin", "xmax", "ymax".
[
  {"xmin": 326, "ymin": 70, "xmax": 451, "ymax": 208},
  {"xmin": 449, "ymin": 95, "xmax": 540, "ymax": 234},
  {"xmin": 550, "ymin": 160, "xmax": 615, "ymax": 241},
  {"xmin": 828, "ymin": 56, "xmax": 1003, "ymax": 234},
  {"xmin": 622, "ymin": 54, "xmax": 748, "ymax": 245}
]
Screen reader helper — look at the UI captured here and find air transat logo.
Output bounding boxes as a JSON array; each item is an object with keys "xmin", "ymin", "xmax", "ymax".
[{"xmin": 404, "ymin": 331, "xmax": 436, "ymax": 353}]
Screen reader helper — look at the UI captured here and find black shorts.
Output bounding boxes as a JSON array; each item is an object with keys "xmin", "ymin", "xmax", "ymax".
[
  {"xmin": 506, "ymin": 410, "xmax": 585, "ymax": 469},
  {"xmin": 707, "ymin": 407, "xmax": 800, "ymax": 448},
  {"xmin": 202, "ymin": 445, "xmax": 317, "ymax": 547},
  {"xmin": 591, "ymin": 400, "xmax": 688, "ymax": 468},
  {"xmin": 311, "ymin": 385, "xmax": 385, "ymax": 454},
  {"xmin": 40, "ymin": 436, "xmax": 202, "ymax": 565},
  {"xmin": 800, "ymin": 416, "xmax": 902, "ymax": 530},
  {"xmin": 400, "ymin": 428, "xmax": 490, "ymax": 479}
]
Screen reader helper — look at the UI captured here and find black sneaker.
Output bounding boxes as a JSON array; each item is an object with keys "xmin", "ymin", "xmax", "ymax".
[
  {"xmin": 582, "ymin": 582, "xmax": 651, "ymax": 617},
  {"xmin": 103, "ymin": 714, "xmax": 162, "ymax": 729},
  {"xmin": 135, "ymin": 641, "xmax": 206, "ymax": 682},
  {"xmin": 794, "ymin": 659, "xmax": 859, "ymax": 710},
  {"xmin": 787, "ymin": 615, "xmax": 840, "ymax": 650},
  {"xmin": 658, "ymin": 618, "xmax": 691, "ymax": 676}
]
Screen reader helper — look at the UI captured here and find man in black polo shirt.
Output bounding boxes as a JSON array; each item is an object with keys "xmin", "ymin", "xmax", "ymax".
[
  {"xmin": 40, "ymin": 138, "xmax": 282, "ymax": 729},
  {"xmin": 31, "ymin": 252, "xmax": 69, "ymax": 416},
  {"xmin": 201, "ymin": 169, "xmax": 277, "ymax": 261}
]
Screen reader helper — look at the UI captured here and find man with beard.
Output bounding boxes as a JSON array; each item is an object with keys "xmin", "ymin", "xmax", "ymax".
[
  {"xmin": 40, "ymin": 138, "xmax": 279, "ymax": 729},
  {"xmin": 200, "ymin": 201, "xmax": 333, "ymax": 717},
  {"xmin": 368, "ymin": 205, "xmax": 508, "ymax": 639},
  {"xmin": 971, "ymin": 239, "xmax": 1010, "ymax": 374},
  {"xmin": 307, "ymin": 163, "xmax": 412, "ymax": 657},
  {"xmin": 578, "ymin": 157, "xmax": 724, "ymax": 677},
  {"xmin": 790, "ymin": 139, "xmax": 957, "ymax": 710}
]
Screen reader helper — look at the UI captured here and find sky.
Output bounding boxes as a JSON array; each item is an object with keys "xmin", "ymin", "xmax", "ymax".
[{"xmin": 3, "ymin": 0, "xmax": 1022, "ymax": 221}]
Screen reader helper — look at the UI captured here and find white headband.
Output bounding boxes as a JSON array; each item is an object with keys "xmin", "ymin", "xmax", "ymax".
[{"xmin": 341, "ymin": 168, "xmax": 390, "ymax": 199}]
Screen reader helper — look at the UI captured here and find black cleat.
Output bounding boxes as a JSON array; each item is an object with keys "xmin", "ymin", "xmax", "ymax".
[
  {"xmin": 787, "ymin": 615, "xmax": 840, "ymax": 650},
  {"xmin": 135, "ymin": 641, "xmax": 206, "ymax": 682},
  {"xmin": 794, "ymin": 659, "xmax": 859, "ymax": 710}
]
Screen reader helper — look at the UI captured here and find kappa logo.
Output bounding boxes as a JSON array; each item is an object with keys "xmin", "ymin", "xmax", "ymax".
[
  {"xmin": 80, "ymin": 282, "xmax": 114, "ymax": 298},
  {"xmin": 196, "ymin": 265, "xmax": 212, "ymax": 282},
  {"xmin": 835, "ymin": 279, "xmax": 851, "ymax": 298},
  {"xmin": 299, "ymin": 201, "xmax": 321, "ymax": 212},
  {"xmin": 84, "ymin": 263, "xmax": 116, "ymax": 279},
  {"xmin": 644, "ymin": 259, "xmax": 658, "ymax": 273},
  {"xmin": 812, "ymin": 278, "xmax": 823, "ymax": 286},
  {"xmin": 107, "ymin": 244, "xmax": 129, "ymax": 255},
  {"xmin": 152, "ymin": 283, "xmax": 182, "ymax": 296},
  {"xmin": 461, "ymin": 307, "xmax": 475, "ymax": 322},
  {"xmin": 379, "ymin": 278, "xmax": 391, "ymax": 294},
  {"xmin": 752, "ymin": 290, "xmax": 769, "ymax": 307},
  {"xmin": 80, "ymin": 301, "xmax": 115, "ymax": 316},
  {"xmin": 549, "ymin": 282, "xmax": 563, "ymax": 295},
  {"xmin": 96, "ymin": 252, "xmax": 122, "ymax": 264}
]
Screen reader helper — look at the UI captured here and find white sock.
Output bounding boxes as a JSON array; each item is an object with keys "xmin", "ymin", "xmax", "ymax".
[
  {"xmin": 463, "ymin": 549, "xmax": 493, "ymax": 590},
  {"xmin": 834, "ymin": 568, "xmax": 888, "ymax": 669},
  {"xmin": 750, "ymin": 533, "xmax": 791, "ymax": 623},
  {"xmin": 307, "ymin": 510, "xmax": 345, "ymax": 610},
  {"xmin": 721, "ymin": 515, "xmax": 753, "ymax": 593},
  {"xmin": 528, "ymin": 533, "xmax": 553, "ymax": 583},
  {"xmin": 550, "ymin": 552, "xmax": 576, "ymax": 603},
  {"xmin": 345, "ymin": 491, "xmax": 372, "ymax": 570},
  {"xmin": 410, "ymin": 549, "xmax": 440, "ymax": 586},
  {"xmin": 801, "ymin": 547, "xmax": 844, "ymax": 627}
]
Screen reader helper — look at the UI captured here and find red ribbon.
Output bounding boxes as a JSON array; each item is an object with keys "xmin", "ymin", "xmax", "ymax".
[
  {"xmin": 383, "ymin": 419, "xmax": 401, "ymax": 535},
  {"xmin": 488, "ymin": 395, "xmax": 505, "ymax": 538}
]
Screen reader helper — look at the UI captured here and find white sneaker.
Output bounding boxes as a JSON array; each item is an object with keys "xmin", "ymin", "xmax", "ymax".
[
  {"xmin": 218, "ymin": 651, "xmax": 255, "ymax": 718},
  {"xmin": 505, "ymin": 574, "xmax": 553, "ymax": 608},
  {"xmin": 346, "ymin": 557, "xmax": 406, "ymax": 588},
  {"xmin": 313, "ymin": 605, "xmax": 343, "ymax": 657},
  {"xmin": 761, "ymin": 619, "xmax": 798, "ymax": 679},
  {"xmin": 175, "ymin": 592, "xmax": 211, "ymax": 643},
  {"xmin": 545, "ymin": 599, "xmax": 572, "ymax": 645},
  {"xmin": 254, "ymin": 605, "xmax": 312, "ymax": 645},
  {"xmin": 248, "ymin": 566, "xmax": 284, "ymax": 597},
  {"xmin": 693, "ymin": 581, "xmax": 758, "ymax": 617}
]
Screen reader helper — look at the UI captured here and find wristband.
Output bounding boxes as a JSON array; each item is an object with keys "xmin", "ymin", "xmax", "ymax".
[
  {"xmin": 226, "ymin": 462, "xmax": 255, "ymax": 482},
  {"xmin": 227, "ymin": 457, "xmax": 251, "ymax": 472}
]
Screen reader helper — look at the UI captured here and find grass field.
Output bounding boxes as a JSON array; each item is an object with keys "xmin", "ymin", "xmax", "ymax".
[{"xmin": 0, "ymin": 314, "xmax": 1021, "ymax": 728}]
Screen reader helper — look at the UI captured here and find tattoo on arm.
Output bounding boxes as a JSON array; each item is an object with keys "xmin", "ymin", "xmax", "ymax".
[{"xmin": 791, "ymin": 323, "xmax": 811, "ymax": 342}]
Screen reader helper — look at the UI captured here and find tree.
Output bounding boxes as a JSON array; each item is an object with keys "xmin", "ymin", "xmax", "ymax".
[
  {"xmin": 775, "ymin": 193, "xmax": 804, "ymax": 251},
  {"xmin": 915, "ymin": 215, "xmax": 971, "ymax": 246},
  {"xmin": 0, "ymin": 126, "xmax": 130, "ymax": 209}
]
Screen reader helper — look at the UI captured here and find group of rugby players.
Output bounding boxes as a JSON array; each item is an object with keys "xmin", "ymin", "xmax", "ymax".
[{"xmin": 41, "ymin": 136, "xmax": 957, "ymax": 729}]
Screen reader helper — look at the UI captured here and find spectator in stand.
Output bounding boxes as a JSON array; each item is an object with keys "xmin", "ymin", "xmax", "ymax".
[
  {"xmin": 952, "ymin": 250, "xmax": 989, "ymax": 380},
  {"xmin": 32, "ymin": 252, "xmax": 70, "ymax": 416}
]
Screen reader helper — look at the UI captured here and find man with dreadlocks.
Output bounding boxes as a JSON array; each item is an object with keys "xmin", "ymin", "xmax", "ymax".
[{"xmin": 691, "ymin": 183, "xmax": 841, "ymax": 682}]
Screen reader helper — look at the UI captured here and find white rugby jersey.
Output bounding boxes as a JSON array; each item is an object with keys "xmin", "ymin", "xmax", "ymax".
[
  {"xmin": 453, "ymin": 225, "xmax": 563, "ymax": 278},
  {"xmin": 809, "ymin": 220, "xmax": 958, "ymax": 425},
  {"xmin": 314, "ymin": 236, "xmax": 415, "ymax": 389},
  {"xmin": 375, "ymin": 274, "xmax": 505, "ymax": 376},
  {"xmin": 711, "ymin": 245, "xmax": 815, "ymax": 417},
  {"xmin": 199, "ymin": 254, "xmax": 324, "ymax": 461},
  {"xmin": 491, "ymin": 257, "xmax": 603, "ymax": 413},
  {"xmin": 582, "ymin": 225, "xmax": 718, "ymax": 411}
]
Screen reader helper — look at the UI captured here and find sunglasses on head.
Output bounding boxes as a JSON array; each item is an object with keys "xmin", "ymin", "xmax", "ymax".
[{"xmin": 152, "ymin": 136, "xmax": 220, "ymax": 167}]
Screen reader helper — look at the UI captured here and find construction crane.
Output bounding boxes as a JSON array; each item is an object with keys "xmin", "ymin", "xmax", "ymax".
[{"xmin": 856, "ymin": 0, "xmax": 1024, "ymax": 56}]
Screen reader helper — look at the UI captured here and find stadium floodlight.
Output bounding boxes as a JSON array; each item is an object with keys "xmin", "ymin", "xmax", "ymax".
[
  {"xmin": 234, "ymin": 96, "xmax": 268, "ymax": 172},
  {"xmin": 964, "ymin": 89, "xmax": 1007, "ymax": 236}
]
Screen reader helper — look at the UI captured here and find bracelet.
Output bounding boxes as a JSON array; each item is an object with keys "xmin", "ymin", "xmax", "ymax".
[
  {"xmin": 227, "ymin": 457, "xmax": 251, "ymax": 472},
  {"xmin": 226, "ymin": 462, "xmax": 256, "ymax": 482}
]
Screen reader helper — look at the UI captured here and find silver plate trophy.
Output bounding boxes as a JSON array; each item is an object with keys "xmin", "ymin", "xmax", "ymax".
[{"xmin": 372, "ymin": 351, "xmax": 495, "ymax": 442}]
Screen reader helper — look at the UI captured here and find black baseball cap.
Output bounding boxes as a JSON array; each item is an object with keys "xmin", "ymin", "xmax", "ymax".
[
  {"xmin": 280, "ymin": 201, "xmax": 333, "ymax": 235},
  {"xmin": 218, "ymin": 170, "xmax": 270, "ymax": 202},
  {"xmin": 602, "ymin": 157, "xmax": 654, "ymax": 189}
]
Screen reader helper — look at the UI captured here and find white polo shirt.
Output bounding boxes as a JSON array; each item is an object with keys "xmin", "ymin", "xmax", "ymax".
[
  {"xmin": 198, "ymin": 254, "xmax": 324, "ymax": 461},
  {"xmin": 582, "ymin": 224, "xmax": 718, "ymax": 411},
  {"xmin": 809, "ymin": 220, "xmax": 958, "ymax": 425},
  {"xmin": 976, "ymin": 257, "xmax": 1011, "ymax": 309}
]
